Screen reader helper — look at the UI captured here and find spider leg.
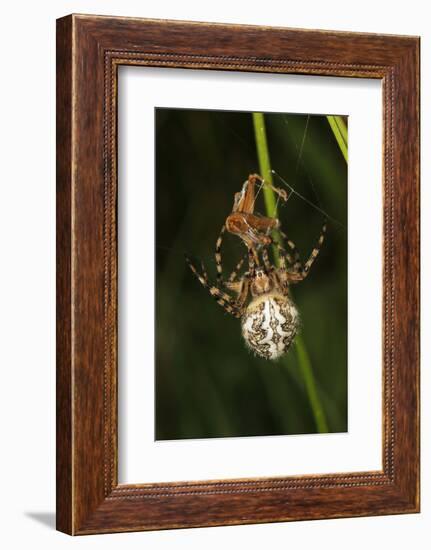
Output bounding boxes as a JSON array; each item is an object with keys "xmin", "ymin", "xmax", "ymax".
[
  {"xmin": 185, "ymin": 256, "xmax": 241, "ymax": 318},
  {"xmin": 287, "ymin": 220, "xmax": 327, "ymax": 282},
  {"xmin": 302, "ymin": 220, "xmax": 327, "ymax": 274},
  {"xmin": 262, "ymin": 247, "xmax": 273, "ymax": 272},
  {"xmin": 272, "ymin": 268, "xmax": 289, "ymax": 294},
  {"xmin": 200, "ymin": 260, "xmax": 209, "ymax": 283},
  {"xmin": 224, "ymin": 254, "xmax": 247, "ymax": 293},
  {"xmin": 224, "ymin": 280, "xmax": 243, "ymax": 295},
  {"xmin": 215, "ymin": 224, "xmax": 226, "ymax": 283},
  {"xmin": 236, "ymin": 278, "xmax": 250, "ymax": 310},
  {"xmin": 262, "ymin": 231, "xmax": 297, "ymax": 268},
  {"xmin": 273, "ymin": 240, "xmax": 287, "ymax": 270},
  {"xmin": 279, "ymin": 229, "xmax": 301, "ymax": 269},
  {"xmin": 270, "ymin": 235, "xmax": 301, "ymax": 291},
  {"xmin": 224, "ymin": 277, "xmax": 250, "ymax": 316},
  {"xmin": 270, "ymin": 242, "xmax": 291, "ymax": 292},
  {"xmin": 228, "ymin": 255, "xmax": 246, "ymax": 282},
  {"xmin": 247, "ymin": 247, "xmax": 257, "ymax": 275},
  {"xmin": 223, "ymin": 256, "xmax": 246, "ymax": 303}
]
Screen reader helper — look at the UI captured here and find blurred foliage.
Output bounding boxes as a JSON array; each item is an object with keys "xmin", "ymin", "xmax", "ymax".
[{"xmin": 155, "ymin": 108, "xmax": 347, "ymax": 440}]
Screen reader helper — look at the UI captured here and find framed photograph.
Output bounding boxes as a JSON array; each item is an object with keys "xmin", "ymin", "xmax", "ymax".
[{"xmin": 56, "ymin": 14, "xmax": 420, "ymax": 535}]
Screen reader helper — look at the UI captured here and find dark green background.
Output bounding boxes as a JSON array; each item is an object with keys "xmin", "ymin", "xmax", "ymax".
[{"xmin": 155, "ymin": 108, "xmax": 347, "ymax": 440}]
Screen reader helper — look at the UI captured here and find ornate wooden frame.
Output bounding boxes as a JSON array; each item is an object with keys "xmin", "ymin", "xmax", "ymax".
[{"xmin": 56, "ymin": 14, "xmax": 420, "ymax": 535}]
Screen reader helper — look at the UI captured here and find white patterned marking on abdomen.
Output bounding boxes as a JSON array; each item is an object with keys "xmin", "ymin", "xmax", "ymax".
[{"xmin": 241, "ymin": 294, "xmax": 299, "ymax": 360}]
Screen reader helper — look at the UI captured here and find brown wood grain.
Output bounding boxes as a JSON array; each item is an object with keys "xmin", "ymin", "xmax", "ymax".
[
  {"xmin": 56, "ymin": 15, "xmax": 73, "ymax": 535},
  {"xmin": 56, "ymin": 14, "xmax": 420, "ymax": 535}
]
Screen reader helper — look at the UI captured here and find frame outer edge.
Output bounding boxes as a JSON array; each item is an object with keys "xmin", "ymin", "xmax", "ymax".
[
  {"xmin": 392, "ymin": 38, "xmax": 420, "ymax": 510},
  {"xmin": 56, "ymin": 14, "xmax": 421, "ymax": 534},
  {"xmin": 56, "ymin": 14, "xmax": 74, "ymax": 535}
]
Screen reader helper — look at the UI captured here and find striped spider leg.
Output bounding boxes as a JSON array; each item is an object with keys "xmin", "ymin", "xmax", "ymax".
[
  {"xmin": 213, "ymin": 223, "xmax": 250, "ymax": 284},
  {"xmin": 185, "ymin": 248, "xmax": 255, "ymax": 319},
  {"xmin": 274, "ymin": 220, "xmax": 328, "ymax": 288},
  {"xmin": 186, "ymin": 256, "xmax": 241, "ymax": 318}
]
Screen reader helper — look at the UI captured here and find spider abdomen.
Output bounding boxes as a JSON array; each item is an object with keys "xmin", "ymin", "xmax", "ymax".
[{"xmin": 241, "ymin": 293, "xmax": 299, "ymax": 360}]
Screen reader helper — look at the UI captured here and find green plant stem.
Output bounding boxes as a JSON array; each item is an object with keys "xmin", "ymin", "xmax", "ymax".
[
  {"xmin": 326, "ymin": 115, "xmax": 348, "ymax": 162},
  {"xmin": 252, "ymin": 113, "xmax": 280, "ymax": 264},
  {"xmin": 252, "ymin": 111, "xmax": 329, "ymax": 434},
  {"xmin": 295, "ymin": 335, "xmax": 329, "ymax": 432},
  {"xmin": 252, "ymin": 113, "xmax": 278, "ymax": 218}
]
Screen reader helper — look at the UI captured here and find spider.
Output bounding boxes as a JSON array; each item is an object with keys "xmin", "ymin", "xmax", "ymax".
[{"xmin": 186, "ymin": 174, "xmax": 327, "ymax": 360}]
